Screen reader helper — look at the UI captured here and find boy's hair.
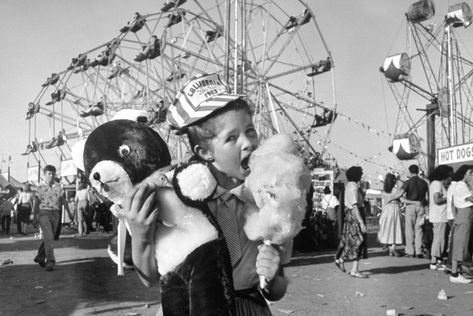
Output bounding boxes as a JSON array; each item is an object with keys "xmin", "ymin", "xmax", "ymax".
[
  {"xmin": 43, "ymin": 164, "xmax": 56, "ymax": 173},
  {"xmin": 346, "ymin": 166, "xmax": 363, "ymax": 182},
  {"xmin": 408, "ymin": 164, "xmax": 419, "ymax": 174},
  {"xmin": 186, "ymin": 98, "xmax": 252, "ymax": 156}
]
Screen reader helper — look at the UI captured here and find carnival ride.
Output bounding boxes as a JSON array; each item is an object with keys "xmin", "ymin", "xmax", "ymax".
[
  {"xmin": 23, "ymin": 0, "xmax": 338, "ymax": 180},
  {"xmin": 381, "ymin": 0, "xmax": 473, "ymax": 174}
]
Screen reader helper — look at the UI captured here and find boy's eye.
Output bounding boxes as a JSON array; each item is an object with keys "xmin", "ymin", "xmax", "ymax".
[
  {"xmin": 246, "ymin": 127, "xmax": 257, "ymax": 137},
  {"xmin": 226, "ymin": 135, "xmax": 237, "ymax": 142}
]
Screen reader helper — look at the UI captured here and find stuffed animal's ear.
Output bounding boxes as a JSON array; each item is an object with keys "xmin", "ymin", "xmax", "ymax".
[{"xmin": 172, "ymin": 161, "xmax": 217, "ymax": 208}]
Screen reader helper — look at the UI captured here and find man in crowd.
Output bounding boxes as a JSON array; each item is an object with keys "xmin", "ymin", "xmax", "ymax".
[
  {"xmin": 31, "ymin": 165, "xmax": 71, "ymax": 271},
  {"xmin": 399, "ymin": 164, "xmax": 429, "ymax": 258}
]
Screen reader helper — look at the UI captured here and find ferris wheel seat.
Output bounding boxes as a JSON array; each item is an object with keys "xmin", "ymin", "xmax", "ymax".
[
  {"xmin": 26, "ymin": 102, "xmax": 40, "ymax": 120},
  {"xmin": 391, "ymin": 133, "xmax": 421, "ymax": 160},
  {"xmin": 406, "ymin": 0, "xmax": 435, "ymax": 24},
  {"xmin": 161, "ymin": 0, "xmax": 187, "ymax": 13},
  {"xmin": 381, "ymin": 53, "xmax": 411, "ymax": 82},
  {"xmin": 166, "ymin": 71, "xmax": 185, "ymax": 82},
  {"xmin": 306, "ymin": 58, "xmax": 332, "ymax": 77},
  {"xmin": 446, "ymin": 2, "xmax": 473, "ymax": 28},
  {"xmin": 67, "ymin": 53, "xmax": 88, "ymax": 70},
  {"xmin": 41, "ymin": 73, "xmax": 59, "ymax": 87},
  {"xmin": 80, "ymin": 102, "xmax": 104, "ymax": 117},
  {"xmin": 285, "ymin": 9, "xmax": 312, "ymax": 31},
  {"xmin": 108, "ymin": 65, "xmax": 129, "ymax": 79},
  {"xmin": 166, "ymin": 10, "xmax": 185, "ymax": 28},
  {"xmin": 45, "ymin": 89, "xmax": 66, "ymax": 106},
  {"xmin": 120, "ymin": 13, "xmax": 146, "ymax": 33},
  {"xmin": 72, "ymin": 63, "xmax": 89, "ymax": 74}
]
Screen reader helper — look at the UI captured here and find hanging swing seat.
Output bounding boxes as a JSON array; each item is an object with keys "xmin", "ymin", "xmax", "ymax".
[
  {"xmin": 120, "ymin": 12, "xmax": 146, "ymax": 33},
  {"xmin": 446, "ymin": 2, "xmax": 473, "ymax": 28},
  {"xmin": 380, "ymin": 53, "xmax": 411, "ymax": 82},
  {"xmin": 166, "ymin": 10, "xmax": 185, "ymax": 28},
  {"xmin": 41, "ymin": 73, "xmax": 60, "ymax": 87},
  {"xmin": 390, "ymin": 133, "xmax": 421, "ymax": 160},
  {"xmin": 26, "ymin": 102, "xmax": 41, "ymax": 120},
  {"xmin": 206, "ymin": 26, "xmax": 223, "ymax": 43},
  {"xmin": 80, "ymin": 101, "xmax": 104, "ymax": 117},
  {"xmin": 285, "ymin": 9, "xmax": 312, "ymax": 31},
  {"xmin": 134, "ymin": 36, "xmax": 161, "ymax": 62},
  {"xmin": 406, "ymin": 0, "xmax": 435, "ymax": 23},
  {"xmin": 307, "ymin": 57, "xmax": 332, "ymax": 77},
  {"xmin": 161, "ymin": 0, "xmax": 187, "ymax": 13}
]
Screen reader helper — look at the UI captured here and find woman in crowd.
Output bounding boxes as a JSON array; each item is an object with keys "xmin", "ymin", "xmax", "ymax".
[
  {"xmin": 450, "ymin": 165, "xmax": 473, "ymax": 284},
  {"xmin": 334, "ymin": 166, "xmax": 368, "ymax": 278},
  {"xmin": 378, "ymin": 173, "xmax": 403, "ymax": 256},
  {"xmin": 16, "ymin": 184, "xmax": 34, "ymax": 235},
  {"xmin": 427, "ymin": 165, "xmax": 451, "ymax": 271}
]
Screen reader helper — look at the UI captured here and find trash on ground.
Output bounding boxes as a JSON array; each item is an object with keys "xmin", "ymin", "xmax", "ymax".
[
  {"xmin": 317, "ymin": 293, "xmax": 325, "ymax": 298},
  {"xmin": 386, "ymin": 309, "xmax": 397, "ymax": 316},
  {"xmin": 437, "ymin": 289, "xmax": 447, "ymax": 300},
  {"xmin": 355, "ymin": 291, "xmax": 365, "ymax": 297},
  {"xmin": 34, "ymin": 285, "xmax": 44, "ymax": 289},
  {"xmin": 277, "ymin": 309, "xmax": 294, "ymax": 314}
]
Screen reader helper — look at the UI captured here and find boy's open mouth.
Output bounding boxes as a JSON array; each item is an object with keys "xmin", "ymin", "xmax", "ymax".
[{"xmin": 241, "ymin": 156, "xmax": 250, "ymax": 170}]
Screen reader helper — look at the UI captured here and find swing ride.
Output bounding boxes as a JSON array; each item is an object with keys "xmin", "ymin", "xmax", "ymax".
[
  {"xmin": 23, "ymin": 0, "xmax": 338, "ymax": 181},
  {"xmin": 381, "ymin": 0, "xmax": 473, "ymax": 174}
]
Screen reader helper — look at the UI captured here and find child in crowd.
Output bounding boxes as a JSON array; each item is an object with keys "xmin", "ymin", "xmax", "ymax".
[{"xmin": 125, "ymin": 73, "xmax": 290, "ymax": 315}]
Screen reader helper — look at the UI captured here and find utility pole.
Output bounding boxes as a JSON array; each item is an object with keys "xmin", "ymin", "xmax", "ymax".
[{"xmin": 426, "ymin": 102, "xmax": 437, "ymax": 176}]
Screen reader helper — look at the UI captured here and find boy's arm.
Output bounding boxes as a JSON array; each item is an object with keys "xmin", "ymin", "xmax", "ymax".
[
  {"xmin": 125, "ymin": 184, "xmax": 160, "ymax": 287},
  {"xmin": 131, "ymin": 238, "xmax": 160, "ymax": 287},
  {"xmin": 262, "ymin": 265, "xmax": 287, "ymax": 301}
]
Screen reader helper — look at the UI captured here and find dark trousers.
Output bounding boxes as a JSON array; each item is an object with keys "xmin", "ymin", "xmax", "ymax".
[
  {"xmin": 1, "ymin": 215, "xmax": 11, "ymax": 234},
  {"xmin": 36, "ymin": 210, "xmax": 62, "ymax": 260},
  {"xmin": 85, "ymin": 206, "xmax": 96, "ymax": 232}
]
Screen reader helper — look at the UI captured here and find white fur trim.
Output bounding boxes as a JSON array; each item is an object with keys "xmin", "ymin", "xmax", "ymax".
[
  {"xmin": 154, "ymin": 204, "xmax": 218, "ymax": 275},
  {"xmin": 176, "ymin": 164, "xmax": 217, "ymax": 201}
]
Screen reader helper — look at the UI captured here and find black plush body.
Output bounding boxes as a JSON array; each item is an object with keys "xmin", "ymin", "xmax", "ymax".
[{"xmin": 160, "ymin": 238, "xmax": 234, "ymax": 316}]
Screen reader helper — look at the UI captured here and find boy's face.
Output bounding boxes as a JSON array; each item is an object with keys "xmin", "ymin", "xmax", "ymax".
[
  {"xmin": 43, "ymin": 170, "xmax": 56, "ymax": 185},
  {"xmin": 208, "ymin": 109, "xmax": 258, "ymax": 180}
]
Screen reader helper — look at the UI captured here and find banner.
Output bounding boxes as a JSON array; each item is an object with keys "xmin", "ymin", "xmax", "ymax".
[{"xmin": 438, "ymin": 142, "xmax": 473, "ymax": 165}]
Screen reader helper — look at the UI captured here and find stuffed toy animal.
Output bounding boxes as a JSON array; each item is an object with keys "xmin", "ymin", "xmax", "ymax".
[
  {"xmin": 83, "ymin": 120, "xmax": 235, "ymax": 315},
  {"xmin": 83, "ymin": 119, "xmax": 172, "ymax": 275},
  {"xmin": 243, "ymin": 133, "xmax": 312, "ymax": 287}
]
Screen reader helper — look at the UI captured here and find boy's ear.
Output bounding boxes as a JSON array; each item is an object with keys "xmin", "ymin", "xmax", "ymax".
[{"xmin": 194, "ymin": 145, "xmax": 213, "ymax": 162}]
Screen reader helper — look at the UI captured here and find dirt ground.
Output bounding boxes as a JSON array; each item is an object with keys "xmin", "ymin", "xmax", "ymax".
[{"xmin": 2, "ymin": 224, "xmax": 473, "ymax": 316}]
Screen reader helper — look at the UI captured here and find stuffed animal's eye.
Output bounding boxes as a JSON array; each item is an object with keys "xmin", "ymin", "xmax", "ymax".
[{"xmin": 118, "ymin": 145, "xmax": 131, "ymax": 158}]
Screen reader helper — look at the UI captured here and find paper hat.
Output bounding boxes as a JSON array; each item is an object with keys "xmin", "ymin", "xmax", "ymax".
[{"xmin": 167, "ymin": 73, "xmax": 242, "ymax": 129}]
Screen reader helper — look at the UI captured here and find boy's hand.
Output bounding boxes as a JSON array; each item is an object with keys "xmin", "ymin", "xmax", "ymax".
[
  {"xmin": 256, "ymin": 243, "xmax": 281, "ymax": 285},
  {"xmin": 124, "ymin": 184, "xmax": 159, "ymax": 244}
]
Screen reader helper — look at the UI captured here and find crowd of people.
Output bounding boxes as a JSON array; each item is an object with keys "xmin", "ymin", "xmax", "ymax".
[
  {"xmin": 0, "ymin": 166, "xmax": 114, "ymax": 272},
  {"xmin": 333, "ymin": 162, "xmax": 473, "ymax": 284}
]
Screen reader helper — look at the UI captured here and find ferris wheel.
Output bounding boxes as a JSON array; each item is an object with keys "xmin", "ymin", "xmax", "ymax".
[
  {"xmin": 24, "ymin": 0, "xmax": 337, "ymax": 173},
  {"xmin": 380, "ymin": 0, "xmax": 473, "ymax": 173}
]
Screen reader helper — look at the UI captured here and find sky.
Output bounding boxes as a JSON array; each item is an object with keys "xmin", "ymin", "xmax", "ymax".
[{"xmin": 1, "ymin": 0, "xmax": 472, "ymax": 188}]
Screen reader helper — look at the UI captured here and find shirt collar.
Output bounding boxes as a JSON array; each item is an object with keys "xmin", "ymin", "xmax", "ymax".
[{"xmin": 212, "ymin": 183, "xmax": 255, "ymax": 204}]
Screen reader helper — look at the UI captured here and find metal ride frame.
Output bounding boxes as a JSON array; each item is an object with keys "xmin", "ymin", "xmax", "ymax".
[{"xmin": 25, "ymin": 0, "xmax": 337, "ymax": 173}]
